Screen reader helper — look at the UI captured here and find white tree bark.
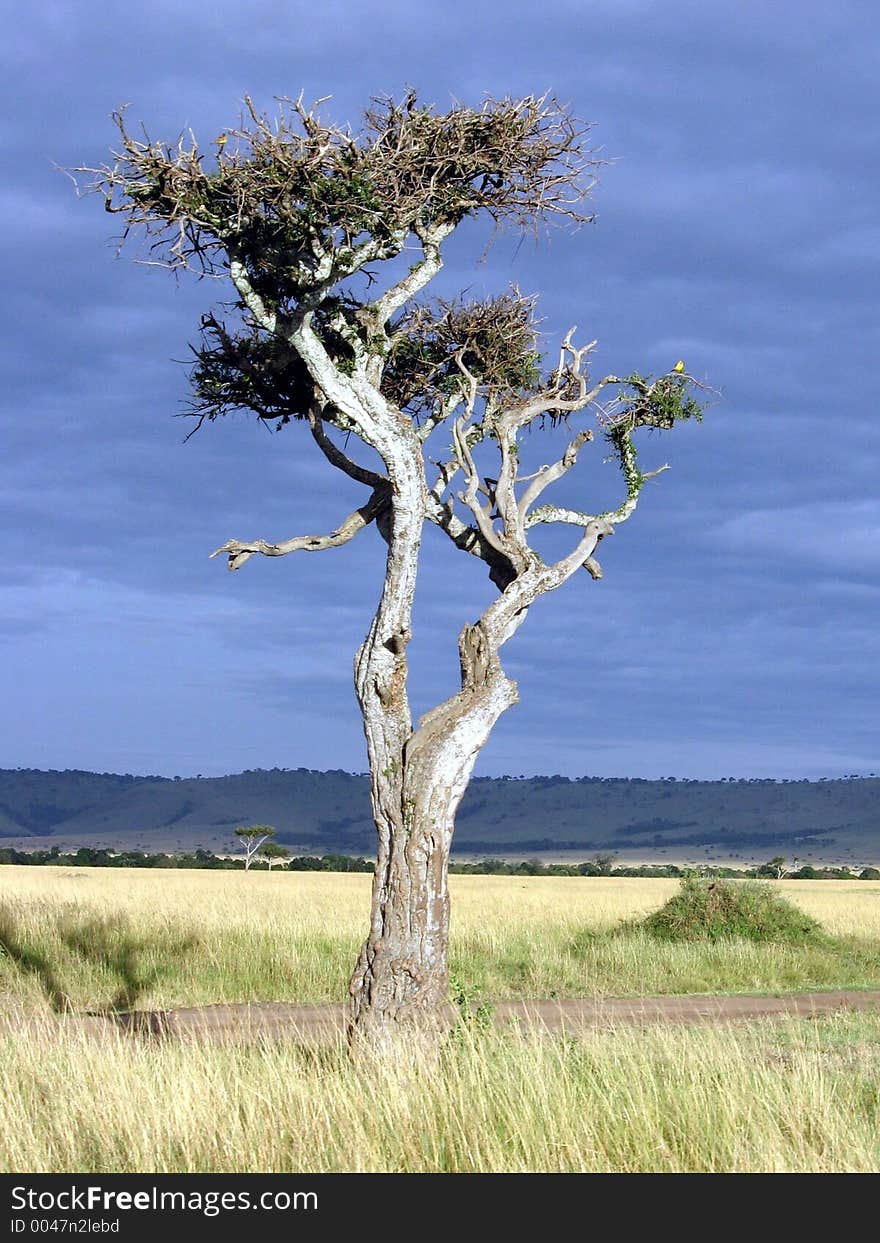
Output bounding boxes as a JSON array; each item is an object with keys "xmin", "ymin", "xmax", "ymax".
[
  {"xmin": 86, "ymin": 94, "xmax": 700, "ymax": 1055},
  {"xmin": 221, "ymin": 259, "xmax": 678, "ymax": 1048}
]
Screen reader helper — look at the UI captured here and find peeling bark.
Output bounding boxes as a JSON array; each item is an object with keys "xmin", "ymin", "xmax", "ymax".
[{"xmin": 347, "ymin": 569, "xmax": 538, "ymax": 1046}]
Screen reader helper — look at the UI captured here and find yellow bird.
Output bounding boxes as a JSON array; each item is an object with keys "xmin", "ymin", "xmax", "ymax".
[
  {"xmin": 214, "ymin": 133, "xmax": 228, "ymax": 150},
  {"xmin": 673, "ymin": 359, "xmax": 686, "ymax": 373}
]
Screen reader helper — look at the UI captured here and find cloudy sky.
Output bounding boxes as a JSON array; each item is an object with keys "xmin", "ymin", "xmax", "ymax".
[{"xmin": 2, "ymin": 1, "xmax": 877, "ymax": 781}]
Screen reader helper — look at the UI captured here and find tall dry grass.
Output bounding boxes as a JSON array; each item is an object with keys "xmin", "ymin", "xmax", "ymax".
[
  {"xmin": 2, "ymin": 869, "xmax": 879, "ymax": 1013},
  {"xmin": 2, "ymin": 868, "xmax": 879, "ymax": 1173},
  {"xmin": 1, "ymin": 1013, "xmax": 878, "ymax": 1172}
]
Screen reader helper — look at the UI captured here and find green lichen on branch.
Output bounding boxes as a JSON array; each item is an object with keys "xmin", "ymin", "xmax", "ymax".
[
  {"xmin": 607, "ymin": 426, "xmax": 645, "ymax": 498},
  {"xmin": 614, "ymin": 371, "xmax": 704, "ymax": 432},
  {"xmin": 603, "ymin": 371, "xmax": 705, "ymax": 497}
]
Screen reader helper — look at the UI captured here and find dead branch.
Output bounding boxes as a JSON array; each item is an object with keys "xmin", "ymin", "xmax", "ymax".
[
  {"xmin": 452, "ymin": 411, "xmax": 508, "ymax": 560},
  {"xmin": 517, "ymin": 428, "xmax": 593, "ymax": 519},
  {"xmin": 424, "ymin": 494, "xmax": 517, "ymax": 590},
  {"xmin": 209, "ymin": 485, "xmax": 390, "ymax": 570}
]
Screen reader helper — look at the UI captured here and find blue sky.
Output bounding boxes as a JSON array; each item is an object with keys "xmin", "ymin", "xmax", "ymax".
[{"xmin": 2, "ymin": 0, "xmax": 878, "ymax": 780}]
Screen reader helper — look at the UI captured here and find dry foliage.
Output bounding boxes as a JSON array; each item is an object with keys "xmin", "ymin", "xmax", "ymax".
[
  {"xmin": 75, "ymin": 89, "xmax": 705, "ymax": 586},
  {"xmin": 81, "ymin": 91, "xmax": 596, "ymax": 282}
]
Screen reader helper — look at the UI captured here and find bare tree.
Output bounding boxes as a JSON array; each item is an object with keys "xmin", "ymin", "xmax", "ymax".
[
  {"xmin": 78, "ymin": 91, "xmax": 705, "ymax": 1049},
  {"xmin": 234, "ymin": 824, "xmax": 275, "ymax": 870}
]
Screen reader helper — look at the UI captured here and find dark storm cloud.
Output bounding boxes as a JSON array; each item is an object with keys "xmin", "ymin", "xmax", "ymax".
[{"xmin": 1, "ymin": 0, "xmax": 877, "ymax": 778}]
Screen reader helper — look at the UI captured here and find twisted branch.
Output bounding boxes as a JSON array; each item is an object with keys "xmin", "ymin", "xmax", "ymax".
[{"xmin": 452, "ymin": 410, "xmax": 508, "ymax": 560}]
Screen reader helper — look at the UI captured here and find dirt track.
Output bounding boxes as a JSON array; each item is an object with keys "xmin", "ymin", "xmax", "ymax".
[{"xmin": 10, "ymin": 989, "xmax": 878, "ymax": 1046}]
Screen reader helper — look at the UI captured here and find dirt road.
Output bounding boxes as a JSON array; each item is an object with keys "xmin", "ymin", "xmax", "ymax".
[{"xmin": 10, "ymin": 989, "xmax": 877, "ymax": 1046}]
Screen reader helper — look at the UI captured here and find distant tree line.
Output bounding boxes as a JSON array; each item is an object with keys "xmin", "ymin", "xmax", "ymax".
[
  {"xmin": 0, "ymin": 845, "xmax": 877, "ymax": 880},
  {"xmin": 0, "ymin": 846, "xmax": 373, "ymax": 872},
  {"xmin": 449, "ymin": 858, "xmax": 879, "ymax": 880},
  {"xmin": 448, "ymin": 832, "xmax": 837, "ymax": 853}
]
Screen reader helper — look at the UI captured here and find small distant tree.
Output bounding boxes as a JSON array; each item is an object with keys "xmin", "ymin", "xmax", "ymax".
[
  {"xmin": 765, "ymin": 856, "xmax": 788, "ymax": 880},
  {"xmin": 234, "ymin": 825, "xmax": 275, "ymax": 870},
  {"xmin": 79, "ymin": 91, "xmax": 706, "ymax": 1049},
  {"xmin": 260, "ymin": 841, "xmax": 291, "ymax": 870},
  {"xmin": 592, "ymin": 852, "xmax": 616, "ymax": 876}
]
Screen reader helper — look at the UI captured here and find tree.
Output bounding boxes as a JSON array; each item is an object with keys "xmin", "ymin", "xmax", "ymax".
[
  {"xmin": 764, "ymin": 856, "xmax": 789, "ymax": 880},
  {"xmin": 79, "ymin": 91, "xmax": 705, "ymax": 1049},
  {"xmin": 234, "ymin": 824, "xmax": 275, "ymax": 870},
  {"xmin": 592, "ymin": 852, "xmax": 617, "ymax": 876},
  {"xmin": 260, "ymin": 841, "xmax": 291, "ymax": 870}
]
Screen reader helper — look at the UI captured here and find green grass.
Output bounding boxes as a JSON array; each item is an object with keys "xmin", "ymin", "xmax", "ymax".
[
  {"xmin": 3, "ymin": 894, "xmax": 880, "ymax": 1016},
  {"xmin": 636, "ymin": 878, "xmax": 827, "ymax": 944},
  {"xmin": 454, "ymin": 926, "xmax": 880, "ymax": 1000}
]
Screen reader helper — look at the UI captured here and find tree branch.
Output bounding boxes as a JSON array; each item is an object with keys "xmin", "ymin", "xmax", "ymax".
[
  {"xmin": 289, "ymin": 313, "xmax": 392, "ymax": 453},
  {"xmin": 517, "ymin": 428, "xmax": 593, "ymax": 519},
  {"xmin": 525, "ymin": 463, "xmax": 669, "ymax": 530},
  {"xmin": 368, "ymin": 224, "xmax": 454, "ymax": 328},
  {"xmin": 424, "ymin": 493, "xmax": 517, "ymax": 589},
  {"xmin": 497, "ymin": 334, "xmax": 615, "ymax": 436},
  {"xmin": 209, "ymin": 485, "xmax": 390, "ymax": 570},
  {"xmin": 418, "ymin": 392, "xmax": 464, "ymax": 442},
  {"xmin": 229, "ymin": 259, "xmax": 278, "ymax": 334},
  {"xmin": 452, "ymin": 411, "xmax": 508, "ymax": 560},
  {"xmin": 307, "ymin": 411, "xmax": 386, "ymax": 487},
  {"xmin": 550, "ymin": 518, "xmax": 615, "ymax": 581}
]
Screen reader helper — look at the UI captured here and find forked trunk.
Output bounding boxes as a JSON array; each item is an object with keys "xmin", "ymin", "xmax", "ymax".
[
  {"xmin": 348, "ymin": 609, "xmax": 524, "ymax": 1049},
  {"xmin": 339, "ymin": 412, "xmax": 545, "ymax": 1049}
]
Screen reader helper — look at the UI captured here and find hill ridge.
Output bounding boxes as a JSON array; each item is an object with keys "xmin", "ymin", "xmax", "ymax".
[{"xmin": 0, "ymin": 767, "xmax": 876, "ymax": 863}]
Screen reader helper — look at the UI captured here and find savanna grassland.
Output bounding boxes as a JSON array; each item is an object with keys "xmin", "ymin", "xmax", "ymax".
[
  {"xmin": 2, "ymin": 867, "xmax": 880, "ymax": 1172},
  {"xmin": 2, "ymin": 868, "xmax": 880, "ymax": 1010}
]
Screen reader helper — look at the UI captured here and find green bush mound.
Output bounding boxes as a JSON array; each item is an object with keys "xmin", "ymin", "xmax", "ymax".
[{"xmin": 639, "ymin": 879, "xmax": 827, "ymax": 945}]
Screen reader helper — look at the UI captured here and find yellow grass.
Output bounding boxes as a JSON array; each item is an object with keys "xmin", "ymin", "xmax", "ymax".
[
  {"xmin": 2, "ymin": 868, "xmax": 880, "ymax": 1013},
  {"xmin": 1, "ymin": 1013, "xmax": 878, "ymax": 1172},
  {"xmin": 2, "ymin": 868, "xmax": 880, "ymax": 1173},
  {"xmin": 5, "ymin": 867, "xmax": 879, "ymax": 938}
]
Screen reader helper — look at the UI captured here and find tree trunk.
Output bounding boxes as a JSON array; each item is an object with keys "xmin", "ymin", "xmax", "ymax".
[
  {"xmin": 348, "ymin": 597, "xmax": 528, "ymax": 1049},
  {"xmin": 347, "ymin": 792, "xmax": 454, "ymax": 1045}
]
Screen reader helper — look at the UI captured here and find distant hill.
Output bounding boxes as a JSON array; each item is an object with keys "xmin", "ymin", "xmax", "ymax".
[{"xmin": 0, "ymin": 767, "xmax": 877, "ymax": 864}]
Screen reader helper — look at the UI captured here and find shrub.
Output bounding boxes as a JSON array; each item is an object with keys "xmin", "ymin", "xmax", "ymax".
[
  {"xmin": 860, "ymin": 867, "xmax": 880, "ymax": 880},
  {"xmin": 638, "ymin": 878, "xmax": 826, "ymax": 945}
]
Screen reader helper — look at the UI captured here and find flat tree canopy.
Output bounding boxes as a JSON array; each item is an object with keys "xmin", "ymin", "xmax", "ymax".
[
  {"xmin": 80, "ymin": 92, "xmax": 704, "ymax": 1048},
  {"xmin": 234, "ymin": 824, "xmax": 275, "ymax": 870}
]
